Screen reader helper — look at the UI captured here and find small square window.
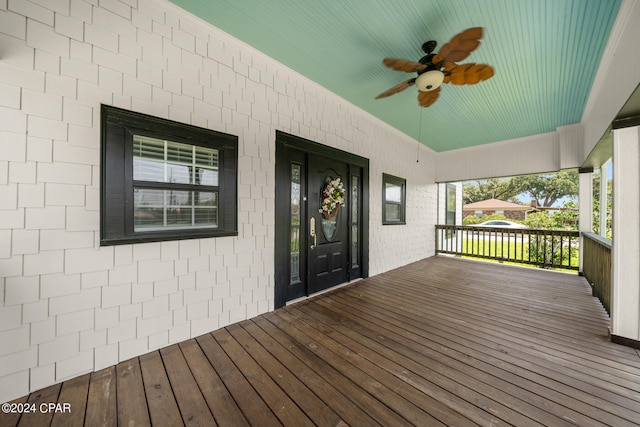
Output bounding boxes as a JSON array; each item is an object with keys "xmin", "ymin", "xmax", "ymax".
[
  {"xmin": 382, "ymin": 173, "xmax": 406, "ymax": 225},
  {"xmin": 100, "ymin": 105, "xmax": 238, "ymax": 245}
]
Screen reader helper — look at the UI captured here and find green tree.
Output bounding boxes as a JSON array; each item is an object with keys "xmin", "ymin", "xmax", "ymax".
[
  {"xmin": 463, "ymin": 178, "xmax": 523, "ymax": 204},
  {"xmin": 522, "ymin": 200, "xmax": 578, "ymax": 230},
  {"xmin": 522, "ymin": 211, "xmax": 554, "ymax": 229},
  {"xmin": 551, "ymin": 200, "xmax": 578, "ymax": 230},
  {"xmin": 463, "ymin": 170, "xmax": 578, "ymax": 207},
  {"xmin": 592, "ymin": 171, "xmax": 612, "ymax": 238},
  {"xmin": 511, "ymin": 170, "xmax": 578, "ymax": 207},
  {"xmin": 522, "ymin": 203, "xmax": 578, "ymax": 268}
]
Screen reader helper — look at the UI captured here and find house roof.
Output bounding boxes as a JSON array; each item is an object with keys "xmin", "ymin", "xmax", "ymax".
[{"xmin": 463, "ymin": 198, "xmax": 532, "ymax": 211}]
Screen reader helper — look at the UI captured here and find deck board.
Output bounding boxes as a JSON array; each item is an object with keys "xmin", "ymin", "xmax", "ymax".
[
  {"xmin": 178, "ymin": 339, "xmax": 248, "ymax": 426},
  {"xmin": 160, "ymin": 344, "xmax": 217, "ymax": 426},
  {"xmin": 17, "ymin": 383, "xmax": 61, "ymax": 427},
  {"xmin": 196, "ymin": 332, "xmax": 280, "ymax": 426},
  {"xmin": 274, "ymin": 308, "xmax": 449, "ymax": 426},
  {"xmin": 212, "ymin": 327, "xmax": 314, "ymax": 426},
  {"xmin": 360, "ymin": 277, "xmax": 640, "ymax": 395},
  {"xmin": 239, "ymin": 318, "xmax": 380, "ymax": 426},
  {"xmin": 4, "ymin": 256, "xmax": 640, "ymax": 426},
  {"xmin": 295, "ymin": 300, "xmax": 573, "ymax": 427},
  {"xmin": 225, "ymin": 322, "xmax": 344, "ymax": 426},
  {"xmin": 320, "ymin": 281, "xmax": 638, "ymax": 426},
  {"xmin": 51, "ymin": 373, "xmax": 89, "ymax": 427},
  {"xmin": 139, "ymin": 351, "xmax": 183, "ymax": 427},
  {"xmin": 265, "ymin": 310, "xmax": 413, "ymax": 426},
  {"xmin": 115, "ymin": 357, "xmax": 150, "ymax": 427},
  {"xmin": 84, "ymin": 367, "xmax": 116, "ymax": 427}
]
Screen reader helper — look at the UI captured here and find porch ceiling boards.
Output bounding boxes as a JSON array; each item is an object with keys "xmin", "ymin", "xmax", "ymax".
[
  {"xmin": 4, "ymin": 257, "xmax": 640, "ymax": 426},
  {"xmin": 167, "ymin": 0, "xmax": 621, "ymax": 152}
]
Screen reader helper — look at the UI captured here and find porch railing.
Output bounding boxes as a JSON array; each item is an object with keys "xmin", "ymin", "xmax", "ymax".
[
  {"xmin": 435, "ymin": 225, "xmax": 580, "ymax": 271},
  {"xmin": 582, "ymin": 232, "xmax": 612, "ymax": 314}
]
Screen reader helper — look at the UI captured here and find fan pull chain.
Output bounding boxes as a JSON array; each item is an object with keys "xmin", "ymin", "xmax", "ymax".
[{"xmin": 417, "ymin": 108, "xmax": 423, "ymax": 163}]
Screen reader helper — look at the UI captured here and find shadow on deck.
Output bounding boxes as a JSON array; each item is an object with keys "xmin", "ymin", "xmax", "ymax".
[{"xmin": 3, "ymin": 256, "xmax": 640, "ymax": 426}]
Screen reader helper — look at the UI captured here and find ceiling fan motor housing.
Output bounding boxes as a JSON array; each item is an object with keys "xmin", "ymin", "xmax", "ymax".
[
  {"xmin": 421, "ymin": 40, "xmax": 437, "ymax": 54},
  {"xmin": 415, "ymin": 70, "xmax": 444, "ymax": 92}
]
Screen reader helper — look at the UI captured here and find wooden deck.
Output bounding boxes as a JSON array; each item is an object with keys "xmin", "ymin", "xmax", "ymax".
[{"xmin": 3, "ymin": 256, "xmax": 640, "ymax": 426}]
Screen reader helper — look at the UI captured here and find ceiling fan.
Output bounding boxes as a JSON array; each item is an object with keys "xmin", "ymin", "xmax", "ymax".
[{"xmin": 375, "ymin": 27, "xmax": 494, "ymax": 107}]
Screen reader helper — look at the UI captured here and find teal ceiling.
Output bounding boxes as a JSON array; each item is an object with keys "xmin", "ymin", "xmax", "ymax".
[{"xmin": 168, "ymin": 0, "xmax": 620, "ymax": 152}]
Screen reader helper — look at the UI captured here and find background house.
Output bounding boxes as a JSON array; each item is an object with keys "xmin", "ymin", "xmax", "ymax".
[
  {"xmin": 463, "ymin": 198, "xmax": 534, "ymax": 221},
  {"xmin": 0, "ymin": 0, "xmax": 638, "ymax": 404}
]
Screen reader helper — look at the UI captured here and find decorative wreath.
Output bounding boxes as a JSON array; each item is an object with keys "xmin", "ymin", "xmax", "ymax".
[{"xmin": 319, "ymin": 177, "xmax": 345, "ymax": 218}]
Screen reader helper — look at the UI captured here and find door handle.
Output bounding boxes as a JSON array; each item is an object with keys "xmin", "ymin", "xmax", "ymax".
[{"xmin": 310, "ymin": 217, "xmax": 317, "ymax": 249}]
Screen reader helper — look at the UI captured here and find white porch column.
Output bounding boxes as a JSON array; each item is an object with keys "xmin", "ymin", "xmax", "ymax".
[
  {"xmin": 578, "ymin": 170, "xmax": 593, "ymax": 273},
  {"xmin": 611, "ymin": 125, "xmax": 640, "ymax": 342}
]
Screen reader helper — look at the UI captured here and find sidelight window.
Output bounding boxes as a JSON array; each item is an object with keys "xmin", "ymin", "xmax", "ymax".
[
  {"xmin": 290, "ymin": 164, "xmax": 302, "ymax": 284},
  {"xmin": 351, "ymin": 175, "xmax": 359, "ymax": 268}
]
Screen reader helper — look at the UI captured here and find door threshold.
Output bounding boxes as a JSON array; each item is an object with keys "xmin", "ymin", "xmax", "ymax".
[{"xmin": 286, "ymin": 278, "xmax": 363, "ymax": 306}]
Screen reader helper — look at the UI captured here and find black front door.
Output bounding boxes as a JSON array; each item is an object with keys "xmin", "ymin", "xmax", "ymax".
[
  {"xmin": 275, "ymin": 132, "xmax": 369, "ymax": 308},
  {"xmin": 307, "ymin": 155, "xmax": 349, "ymax": 294}
]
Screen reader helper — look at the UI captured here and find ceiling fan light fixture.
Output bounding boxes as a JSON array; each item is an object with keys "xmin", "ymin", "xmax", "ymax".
[{"xmin": 415, "ymin": 70, "xmax": 444, "ymax": 92}]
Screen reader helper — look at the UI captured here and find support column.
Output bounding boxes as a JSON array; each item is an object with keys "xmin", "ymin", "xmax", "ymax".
[
  {"xmin": 611, "ymin": 125, "xmax": 640, "ymax": 344},
  {"xmin": 578, "ymin": 170, "xmax": 593, "ymax": 273}
]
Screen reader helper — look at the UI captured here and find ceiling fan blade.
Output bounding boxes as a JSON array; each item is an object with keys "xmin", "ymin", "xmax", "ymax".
[
  {"xmin": 464, "ymin": 64, "xmax": 485, "ymax": 84},
  {"xmin": 432, "ymin": 27, "xmax": 483, "ymax": 64},
  {"xmin": 442, "ymin": 61, "xmax": 457, "ymax": 72},
  {"xmin": 459, "ymin": 38, "xmax": 481, "ymax": 52},
  {"xmin": 456, "ymin": 27, "xmax": 483, "ymax": 41},
  {"xmin": 478, "ymin": 64, "xmax": 495, "ymax": 80},
  {"xmin": 449, "ymin": 63, "xmax": 495, "ymax": 85},
  {"xmin": 375, "ymin": 78, "xmax": 417, "ymax": 99},
  {"xmin": 382, "ymin": 58, "xmax": 427, "ymax": 73},
  {"xmin": 442, "ymin": 49, "xmax": 474, "ymax": 63},
  {"xmin": 464, "ymin": 71, "xmax": 481, "ymax": 85},
  {"xmin": 451, "ymin": 63, "xmax": 475, "ymax": 75},
  {"xmin": 449, "ymin": 72, "xmax": 466, "ymax": 85},
  {"xmin": 464, "ymin": 64, "xmax": 494, "ymax": 83},
  {"xmin": 445, "ymin": 40, "xmax": 481, "ymax": 62},
  {"xmin": 449, "ymin": 63, "xmax": 472, "ymax": 85},
  {"xmin": 417, "ymin": 86, "xmax": 440, "ymax": 107}
]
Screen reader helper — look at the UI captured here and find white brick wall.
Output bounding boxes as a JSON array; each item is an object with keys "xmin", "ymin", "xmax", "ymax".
[{"xmin": 0, "ymin": 0, "xmax": 438, "ymax": 403}]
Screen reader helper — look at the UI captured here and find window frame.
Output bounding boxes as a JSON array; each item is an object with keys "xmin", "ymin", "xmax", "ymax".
[
  {"xmin": 382, "ymin": 173, "xmax": 406, "ymax": 225},
  {"xmin": 100, "ymin": 105, "xmax": 238, "ymax": 246}
]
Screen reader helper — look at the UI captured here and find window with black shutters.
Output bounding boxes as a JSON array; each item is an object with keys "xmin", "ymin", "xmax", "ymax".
[
  {"xmin": 382, "ymin": 173, "xmax": 406, "ymax": 225},
  {"xmin": 100, "ymin": 105, "xmax": 238, "ymax": 245}
]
